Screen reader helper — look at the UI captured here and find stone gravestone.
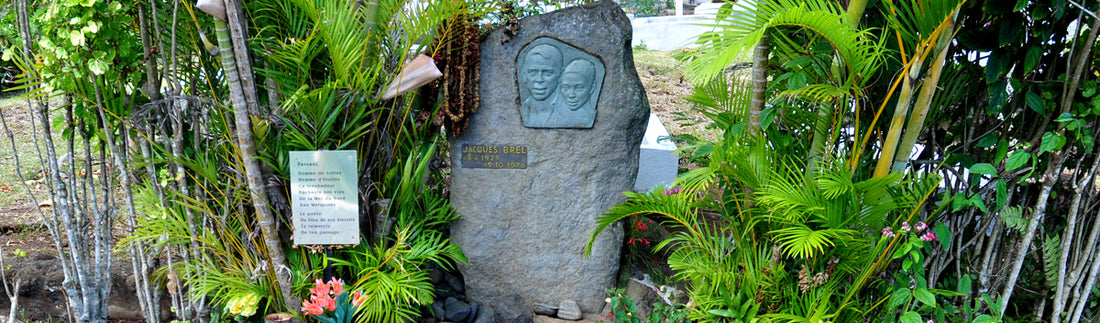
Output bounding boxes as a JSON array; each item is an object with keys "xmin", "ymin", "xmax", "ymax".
[{"xmin": 449, "ymin": 1, "xmax": 649, "ymax": 316}]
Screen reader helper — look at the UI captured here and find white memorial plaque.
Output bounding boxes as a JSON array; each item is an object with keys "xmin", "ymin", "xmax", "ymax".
[{"xmin": 290, "ymin": 150, "xmax": 359, "ymax": 245}]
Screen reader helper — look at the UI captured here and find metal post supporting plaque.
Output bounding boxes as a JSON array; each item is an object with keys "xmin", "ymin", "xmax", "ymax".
[{"xmin": 290, "ymin": 150, "xmax": 359, "ymax": 245}]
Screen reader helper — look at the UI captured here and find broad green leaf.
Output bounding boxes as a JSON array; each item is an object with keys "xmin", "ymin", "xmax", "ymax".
[
  {"xmin": 1027, "ymin": 92, "xmax": 1045, "ymax": 113},
  {"xmin": 889, "ymin": 288, "xmax": 912, "ymax": 309},
  {"xmin": 986, "ymin": 51, "xmax": 1009, "ymax": 83},
  {"xmin": 82, "ymin": 21, "xmax": 99, "ymax": 34},
  {"xmin": 893, "ymin": 240, "xmax": 912, "ymax": 260},
  {"xmin": 1014, "ymin": 0, "xmax": 1028, "ymax": 10},
  {"xmin": 952, "ymin": 193, "xmax": 969, "ymax": 212},
  {"xmin": 995, "ymin": 139, "xmax": 1009, "ymax": 163},
  {"xmin": 1083, "ymin": 83, "xmax": 1096, "ymax": 98},
  {"xmin": 930, "ymin": 289, "xmax": 965, "ymax": 297},
  {"xmin": 1006, "ymin": 150, "xmax": 1030, "ymax": 171},
  {"xmin": 1023, "ymin": 46, "xmax": 1041, "ymax": 74},
  {"xmin": 969, "ymin": 195, "xmax": 988, "ymax": 213},
  {"xmin": 1055, "ymin": 112, "xmax": 1075, "ymax": 123},
  {"xmin": 976, "ymin": 134, "xmax": 997, "ymax": 148},
  {"xmin": 70, "ymin": 31, "xmax": 85, "ymax": 47},
  {"xmin": 973, "ymin": 315, "xmax": 996, "ymax": 323},
  {"xmin": 1040, "ymin": 132, "xmax": 1066, "ymax": 154},
  {"xmin": 787, "ymin": 72, "xmax": 807, "ymax": 89},
  {"xmin": 970, "ymin": 163, "xmax": 997, "ymax": 175},
  {"xmin": 988, "ymin": 80, "xmax": 1008, "ymax": 112},
  {"xmin": 88, "ymin": 59, "xmax": 108, "ymax": 76},
  {"xmin": 900, "ymin": 311, "xmax": 922, "ymax": 323},
  {"xmin": 996, "ymin": 179, "xmax": 1007, "ymax": 210},
  {"xmin": 937, "ymin": 222, "xmax": 951, "ymax": 250},
  {"xmin": 958, "ymin": 274, "xmax": 973, "ymax": 294},
  {"xmin": 914, "ymin": 288, "xmax": 937, "ymax": 308},
  {"xmin": 708, "ymin": 309, "xmax": 734, "ymax": 318},
  {"xmin": 760, "ymin": 106, "xmax": 777, "ymax": 130}
]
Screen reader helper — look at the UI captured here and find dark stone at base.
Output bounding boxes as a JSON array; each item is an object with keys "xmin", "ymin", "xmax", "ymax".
[
  {"xmin": 433, "ymin": 301, "xmax": 446, "ymax": 321},
  {"xmin": 445, "ymin": 297, "xmax": 472, "ymax": 322},
  {"xmin": 429, "ymin": 268, "xmax": 444, "ymax": 285},
  {"xmin": 494, "ymin": 294, "xmax": 535, "ymax": 323},
  {"xmin": 533, "ymin": 304, "xmax": 557, "ymax": 316},
  {"xmin": 445, "ymin": 272, "xmax": 466, "ymax": 294},
  {"xmin": 474, "ymin": 306, "xmax": 495, "ymax": 323},
  {"xmin": 465, "ymin": 302, "xmax": 479, "ymax": 323}
]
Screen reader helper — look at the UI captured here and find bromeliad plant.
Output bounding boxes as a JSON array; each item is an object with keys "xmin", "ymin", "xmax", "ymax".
[{"xmin": 301, "ymin": 278, "xmax": 368, "ymax": 323}]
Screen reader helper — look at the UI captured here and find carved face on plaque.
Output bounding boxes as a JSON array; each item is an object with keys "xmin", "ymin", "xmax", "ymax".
[{"xmin": 517, "ymin": 37, "xmax": 605, "ymax": 129}]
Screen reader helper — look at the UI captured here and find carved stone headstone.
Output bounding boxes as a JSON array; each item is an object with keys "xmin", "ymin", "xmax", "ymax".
[{"xmin": 449, "ymin": 1, "xmax": 649, "ymax": 315}]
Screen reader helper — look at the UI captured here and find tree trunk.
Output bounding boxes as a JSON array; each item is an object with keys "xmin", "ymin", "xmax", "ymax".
[
  {"xmin": 213, "ymin": 15, "xmax": 300, "ymax": 312},
  {"xmin": 748, "ymin": 34, "xmax": 768, "ymax": 134},
  {"xmin": 999, "ymin": 153, "xmax": 1066, "ymax": 318}
]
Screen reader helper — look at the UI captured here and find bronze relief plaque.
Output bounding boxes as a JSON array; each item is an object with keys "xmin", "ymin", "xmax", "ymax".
[{"xmin": 517, "ymin": 37, "xmax": 605, "ymax": 129}]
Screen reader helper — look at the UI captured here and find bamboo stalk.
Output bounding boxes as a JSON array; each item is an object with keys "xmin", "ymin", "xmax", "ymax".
[{"xmin": 890, "ymin": 18, "xmax": 955, "ymax": 174}]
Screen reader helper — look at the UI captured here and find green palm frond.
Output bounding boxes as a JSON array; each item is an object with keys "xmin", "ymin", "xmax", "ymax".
[
  {"xmin": 770, "ymin": 225, "xmax": 857, "ymax": 259},
  {"xmin": 586, "ymin": 189, "xmax": 700, "ymax": 256},
  {"xmin": 690, "ymin": 0, "xmax": 884, "ymax": 89},
  {"xmin": 881, "ymin": 0, "xmax": 966, "ymax": 51}
]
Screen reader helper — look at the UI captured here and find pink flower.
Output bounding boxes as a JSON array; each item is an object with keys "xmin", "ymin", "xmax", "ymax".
[
  {"xmin": 928, "ymin": 320, "xmax": 935, "ymax": 323},
  {"xmin": 352, "ymin": 290, "xmax": 368, "ymax": 307},
  {"xmin": 662, "ymin": 187, "xmax": 681, "ymax": 195},
  {"xmin": 915, "ymin": 221, "xmax": 928, "ymax": 232},
  {"xmin": 920, "ymin": 232, "xmax": 937, "ymax": 242},
  {"xmin": 882, "ymin": 227, "xmax": 895, "ymax": 238},
  {"xmin": 311, "ymin": 293, "xmax": 336, "ymax": 312},
  {"xmin": 311, "ymin": 279, "xmax": 330, "ymax": 296},
  {"xmin": 900, "ymin": 222, "xmax": 911, "ymax": 232},
  {"xmin": 331, "ymin": 278, "xmax": 345, "ymax": 296},
  {"xmin": 301, "ymin": 299, "xmax": 324, "ymax": 316}
]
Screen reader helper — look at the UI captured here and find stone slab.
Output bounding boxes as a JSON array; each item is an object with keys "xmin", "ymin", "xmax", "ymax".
[{"xmin": 450, "ymin": 0, "xmax": 649, "ymax": 315}]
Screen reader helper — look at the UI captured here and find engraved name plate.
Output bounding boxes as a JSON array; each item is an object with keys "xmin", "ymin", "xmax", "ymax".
[
  {"xmin": 460, "ymin": 144, "xmax": 528, "ymax": 169},
  {"xmin": 290, "ymin": 150, "xmax": 359, "ymax": 245}
]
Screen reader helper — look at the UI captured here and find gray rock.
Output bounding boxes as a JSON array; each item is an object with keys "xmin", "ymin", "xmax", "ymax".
[
  {"xmin": 429, "ymin": 267, "xmax": 444, "ymax": 284},
  {"xmin": 494, "ymin": 294, "xmax": 535, "ymax": 323},
  {"xmin": 450, "ymin": 0, "xmax": 646, "ymax": 314},
  {"xmin": 557, "ymin": 300, "xmax": 583, "ymax": 321},
  {"xmin": 466, "ymin": 302, "xmax": 479, "ymax": 323},
  {"xmin": 625, "ymin": 278, "xmax": 659, "ymax": 319},
  {"xmin": 433, "ymin": 301, "xmax": 446, "ymax": 321},
  {"xmin": 533, "ymin": 303, "xmax": 558, "ymax": 316},
  {"xmin": 445, "ymin": 297, "xmax": 473, "ymax": 322},
  {"xmin": 474, "ymin": 306, "xmax": 495, "ymax": 323},
  {"xmin": 446, "ymin": 272, "xmax": 466, "ymax": 294},
  {"xmin": 534, "ymin": 316, "xmax": 596, "ymax": 323}
]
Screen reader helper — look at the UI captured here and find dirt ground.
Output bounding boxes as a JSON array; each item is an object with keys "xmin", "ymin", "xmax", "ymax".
[{"xmin": 0, "ymin": 49, "xmax": 708, "ymax": 322}]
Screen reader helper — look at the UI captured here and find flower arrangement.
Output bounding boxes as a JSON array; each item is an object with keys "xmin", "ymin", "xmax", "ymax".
[{"xmin": 302, "ymin": 278, "xmax": 368, "ymax": 323}]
